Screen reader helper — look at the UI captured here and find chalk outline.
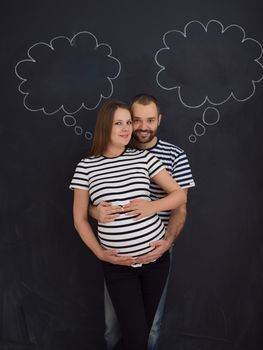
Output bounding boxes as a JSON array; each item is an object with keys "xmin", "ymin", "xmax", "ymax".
[
  {"xmin": 155, "ymin": 20, "xmax": 263, "ymax": 108},
  {"xmin": 15, "ymin": 31, "xmax": 121, "ymax": 115},
  {"xmin": 189, "ymin": 134, "xmax": 197, "ymax": 143},
  {"xmin": 202, "ymin": 107, "xmax": 220, "ymax": 125},
  {"xmin": 74, "ymin": 125, "xmax": 83, "ymax": 135},
  {"xmin": 194, "ymin": 122, "xmax": 206, "ymax": 136},
  {"xmin": 63, "ymin": 115, "xmax": 93, "ymax": 139},
  {"xmin": 63, "ymin": 115, "xmax": 77, "ymax": 127},
  {"xmin": 85, "ymin": 131, "xmax": 93, "ymax": 140},
  {"xmin": 189, "ymin": 107, "xmax": 221, "ymax": 143}
]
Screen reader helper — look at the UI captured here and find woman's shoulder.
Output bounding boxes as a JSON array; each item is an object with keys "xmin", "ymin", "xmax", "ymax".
[{"xmin": 76, "ymin": 155, "xmax": 103, "ymax": 167}]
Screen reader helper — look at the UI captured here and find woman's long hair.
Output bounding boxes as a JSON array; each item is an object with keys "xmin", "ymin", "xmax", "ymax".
[{"xmin": 89, "ymin": 100, "xmax": 131, "ymax": 156}]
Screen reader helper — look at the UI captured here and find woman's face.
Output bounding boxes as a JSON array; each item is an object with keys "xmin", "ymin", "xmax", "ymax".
[{"xmin": 109, "ymin": 108, "xmax": 133, "ymax": 148}]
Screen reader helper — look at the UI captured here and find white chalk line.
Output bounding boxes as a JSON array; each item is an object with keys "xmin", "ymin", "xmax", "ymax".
[
  {"xmin": 155, "ymin": 19, "xmax": 263, "ymax": 109},
  {"xmin": 189, "ymin": 107, "xmax": 221, "ymax": 143},
  {"xmin": 15, "ymin": 31, "xmax": 121, "ymax": 115}
]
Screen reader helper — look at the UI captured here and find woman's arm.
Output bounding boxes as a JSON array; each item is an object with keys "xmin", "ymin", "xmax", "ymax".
[
  {"xmin": 150, "ymin": 168, "xmax": 187, "ymax": 212},
  {"xmin": 123, "ymin": 169, "xmax": 186, "ymax": 219},
  {"xmin": 73, "ymin": 189, "xmax": 106, "ymax": 259},
  {"xmin": 73, "ymin": 189, "xmax": 135, "ymax": 265}
]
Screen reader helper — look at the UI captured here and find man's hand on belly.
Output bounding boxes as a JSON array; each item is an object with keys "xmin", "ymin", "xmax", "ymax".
[
  {"xmin": 122, "ymin": 199, "xmax": 154, "ymax": 220},
  {"xmin": 135, "ymin": 239, "xmax": 171, "ymax": 264}
]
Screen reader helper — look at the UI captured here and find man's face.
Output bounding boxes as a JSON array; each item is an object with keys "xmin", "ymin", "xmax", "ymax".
[{"xmin": 131, "ymin": 102, "xmax": 161, "ymax": 145}]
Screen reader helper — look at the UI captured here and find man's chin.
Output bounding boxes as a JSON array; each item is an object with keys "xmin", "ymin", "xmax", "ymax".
[
  {"xmin": 137, "ymin": 138, "xmax": 150, "ymax": 144},
  {"xmin": 134, "ymin": 134, "xmax": 153, "ymax": 144}
]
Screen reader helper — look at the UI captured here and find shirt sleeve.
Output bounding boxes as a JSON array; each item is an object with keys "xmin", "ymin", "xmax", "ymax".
[
  {"xmin": 172, "ymin": 151, "xmax": 195, "ymax": 189},
  {"xmin": 69, "ymin": 159, "xmax": 90, "ymax": 191},
  {"xmin": 144, "ymin": 151, "xmax": 166, "ymax": 178}
]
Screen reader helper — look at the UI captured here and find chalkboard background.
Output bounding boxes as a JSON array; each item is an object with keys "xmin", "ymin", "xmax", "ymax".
[{"xmin": 1, "ymin": 0, "xmax": 263, "ymax": 349}]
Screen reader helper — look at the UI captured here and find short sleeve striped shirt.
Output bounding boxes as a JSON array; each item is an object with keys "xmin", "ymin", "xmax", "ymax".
[
  {"xmin": 147, "ymin": 139, "xmax": 195, "ymax": 227},
  {"xmin": 70, "ymin": 148, "xmax": 166, "ymax": 256}
]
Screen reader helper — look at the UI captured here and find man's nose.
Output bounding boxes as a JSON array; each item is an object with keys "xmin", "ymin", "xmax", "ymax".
[{"xmin": 140, "ymin": 121, "xmax": 148, "ymax": 129}]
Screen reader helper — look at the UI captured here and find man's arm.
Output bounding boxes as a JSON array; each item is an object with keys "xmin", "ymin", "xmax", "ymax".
[
  {"xmin": 135, "ymin": 189, "xmax": 188, "ymax": 264},
  {"xmin": 164, "ymin": 191, "xmax": 187, "ymax": 245}
]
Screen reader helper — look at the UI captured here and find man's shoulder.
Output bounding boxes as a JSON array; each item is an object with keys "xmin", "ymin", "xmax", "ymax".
[{"xmin": 153, "ymin": 139, "xmax": 185, "ymax": 156}]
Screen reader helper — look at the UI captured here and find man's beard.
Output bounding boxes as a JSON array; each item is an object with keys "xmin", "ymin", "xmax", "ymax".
[{"xmin": 133, "ymin": 129, "xmax": 157, "ymax": 144}]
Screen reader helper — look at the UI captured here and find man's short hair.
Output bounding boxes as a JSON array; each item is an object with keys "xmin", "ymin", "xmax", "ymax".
[{"xmin": 131, "ymin": 93, "xmax": 161, "ymax": 115}]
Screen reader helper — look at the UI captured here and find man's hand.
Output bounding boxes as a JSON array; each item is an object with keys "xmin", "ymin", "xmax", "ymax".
[
  {"xmin": 94, "ymin": 202, "xmax": 122, "ymax": 223},
  {"xmin": 135, "ymin": 239, "xmax": 171, "ymax": 264},
  {"xmin": 100, "ymin": 249, "xmax": 136, "ymax": 266},
  {"xmin": 123, "ymin": 199, "xmax": 154, "ymax": 220}
]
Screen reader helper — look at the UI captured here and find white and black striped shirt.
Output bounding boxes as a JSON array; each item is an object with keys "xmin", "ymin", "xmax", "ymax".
[
  {"xmin": 70, "ymin": 149, "xmax": 166, "ymax": 256},
  {"xmin": 147, "ymin": 139, "xmax": 195, "ymax": 227}
]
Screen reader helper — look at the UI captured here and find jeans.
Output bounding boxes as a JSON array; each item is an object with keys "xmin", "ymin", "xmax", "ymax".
[{"xmin": 103, "ymin": 252, "xmax": 170, "ymax": 350}]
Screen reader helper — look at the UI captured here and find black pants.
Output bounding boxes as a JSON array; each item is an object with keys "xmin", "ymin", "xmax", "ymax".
[{"xmin": 102, "ymin": 252, "xmax": 170, "ymax": 350}]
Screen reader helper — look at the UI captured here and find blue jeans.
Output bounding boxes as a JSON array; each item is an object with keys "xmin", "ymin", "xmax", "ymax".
[
  {"xmin": 104, "ymin": 284, "xmax": 121, "ymax": 350},
  {"xmin": 147, "ymin": 276, "xmax": 169, "ymax": 350}
]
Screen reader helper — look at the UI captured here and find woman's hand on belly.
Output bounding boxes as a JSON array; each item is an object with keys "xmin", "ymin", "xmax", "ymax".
[
  {"xmin": 99, "ymin": 248, "xmax": 136, "ymax": 266},
  {"xmin": 123, "ymin": 199, "xmax": 154, "ymax": 220}
]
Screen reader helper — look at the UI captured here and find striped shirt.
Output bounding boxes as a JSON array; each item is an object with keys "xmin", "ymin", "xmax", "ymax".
[
  {"xmin": 147, "ymin": 139, "xmax": 195, "ymax": 227},
  {"xmin": 70, "ymin": 149, "xmax": 166, "ymax": 256}
]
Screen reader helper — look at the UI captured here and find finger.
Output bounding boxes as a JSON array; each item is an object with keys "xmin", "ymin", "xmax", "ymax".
[
  {"xmin": 122, "ymin": 204, "xmax": 134, "ymax": 211},
  {"xmin": 100, "ymin": 202, "xmax": 113, "ymax": 207},
  {"xmin": 106, "ymin": 255, "xmax": 134, "ymax": 264},
  {"xmin": 106, "ymin": 207, "xmax": 122, "ymax": 214},
  {"xmin": 103, "ymin": 217, "xmax": 118, "ymax": 223},
  {"xmin": 104, "ymin": 249, "xmax": 119, "ymax": 256},
  {"xmin": 149, "ymin": 240, "xmax": 163, "ymax": 247},
  {"xmin": 124, "ymin": 210, "xmax": 139, "ymax": 217},
  {"xmin": 137, "ymin": 255, "xmax": 156, "ymax": 264},
  {"xmin": 106, "ymin": 214, "xmax": 121, "ymax": 220},
  {"xmin": 115, "ymin": 256, "xmax": 134, "ymax": 262},
  {"xmin": 135, "ymin": 254, "xmax": 152, "ymax": 263},
  {"xmin": 133, "ymin": 213, "xmax": 145, "ymax": 221}
]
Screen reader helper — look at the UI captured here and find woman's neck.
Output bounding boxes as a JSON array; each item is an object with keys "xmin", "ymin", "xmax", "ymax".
[{"xmin": 103, "ymin": 145, "xmax": 125, "ymax": 158}]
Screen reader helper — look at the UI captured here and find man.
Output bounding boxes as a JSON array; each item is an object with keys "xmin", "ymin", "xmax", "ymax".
[{"xmin": 90, "ymin": 94, "xmax": 195, "ymax": 349}]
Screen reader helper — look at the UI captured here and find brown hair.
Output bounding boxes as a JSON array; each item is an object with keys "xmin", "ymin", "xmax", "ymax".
[
  {"xmin": 131, "ymin": 93, "xmax": 161, "ymax": 115},
  {"xmin": 89, "ymin": 100, "xmax": 131, "ymax": 156}
]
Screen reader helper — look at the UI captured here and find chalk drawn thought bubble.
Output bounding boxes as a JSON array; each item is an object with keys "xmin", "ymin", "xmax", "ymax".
[
  {"xmin": 155, "ymin": 20, "xmax": 263, "ymax": 108},
  {"xmin": 15, "ymin": 31, "xmax": 121, "ymax": 115}
]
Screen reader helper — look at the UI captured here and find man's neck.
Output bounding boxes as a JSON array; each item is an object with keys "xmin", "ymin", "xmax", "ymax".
[{"xmin": 133, "ymin": 136, "xmax": 158, "ymax": 150}]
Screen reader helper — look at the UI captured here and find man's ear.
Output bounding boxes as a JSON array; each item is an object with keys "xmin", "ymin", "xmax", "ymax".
[{"xmin": 158, "ymin": 114, "xmax": 162, "ymax": 125}]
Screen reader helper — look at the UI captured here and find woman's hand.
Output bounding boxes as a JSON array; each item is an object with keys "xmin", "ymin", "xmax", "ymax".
[
  {"xmin": 92, "ymin": 202, "xmax": 122, "ymax": 223},
  {"xmin": 123, "ymin": 199, "xmax": 154, "ymax": 220},
  {"xmin": 99, "ymin": 248, "xmax": 136, "ymax": 266}
]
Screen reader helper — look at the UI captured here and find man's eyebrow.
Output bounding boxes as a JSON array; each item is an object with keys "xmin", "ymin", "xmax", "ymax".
[{"xmin": 132, "ymin": 116, "xmax": 156, "ymax": 119}]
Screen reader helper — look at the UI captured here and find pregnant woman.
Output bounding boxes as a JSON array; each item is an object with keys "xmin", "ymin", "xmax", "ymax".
[{"xmin": 70, "ymin": 100, "xmax": 186, "ymax": 350}]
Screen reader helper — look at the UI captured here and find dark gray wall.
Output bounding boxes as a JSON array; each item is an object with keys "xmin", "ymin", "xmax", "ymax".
[{"xmin": 1, "ymin": 0, "xmax": 263, "ymax": 349}]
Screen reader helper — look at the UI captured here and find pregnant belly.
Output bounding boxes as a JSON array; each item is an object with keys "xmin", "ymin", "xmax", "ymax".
[{"xmin": 98, "ymin": 213, "xmax": 165, "ymax": 256}]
